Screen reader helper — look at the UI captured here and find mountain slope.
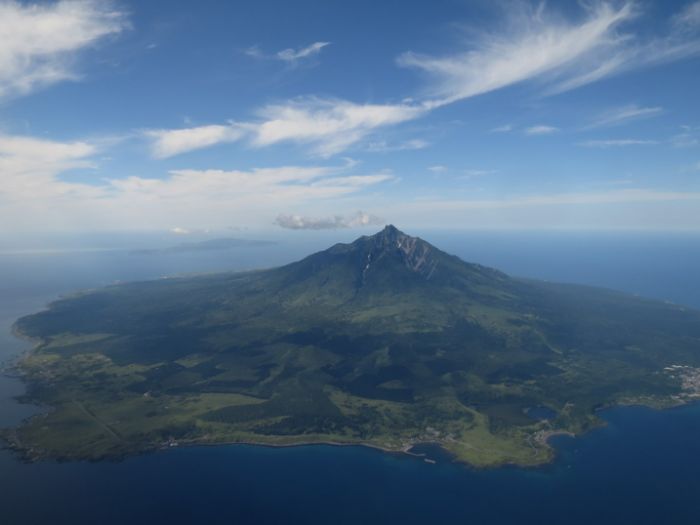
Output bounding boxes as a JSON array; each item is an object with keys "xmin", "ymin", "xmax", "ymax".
[{"xmin": 5, "ymin": 226, "xmax": 700, "ymax": 467}]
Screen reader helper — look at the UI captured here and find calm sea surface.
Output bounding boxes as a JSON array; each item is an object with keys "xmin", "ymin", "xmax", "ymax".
[{"xmin": 1, "ymin": 232, "xmax": 699, "ymax": 524}]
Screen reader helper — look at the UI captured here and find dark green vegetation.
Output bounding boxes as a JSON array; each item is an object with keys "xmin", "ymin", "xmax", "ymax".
[{"xmin": 4, "ymin": 226, "xmax": 700, "ymax": 466}]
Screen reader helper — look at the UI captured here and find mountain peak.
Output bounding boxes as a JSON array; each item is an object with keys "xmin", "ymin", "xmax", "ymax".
[
  {"xmin": 378, "ymin": 224, "xmax": 401, "ymax": 237},
  {"xmin": 366, "ymin": 224, "xmax": 409, "ymax": 246},
  {"xmin": 356, "ymin": 226, "xmax": 438, "ymax": 281},
  {"xmin": 289, "ymin": 225, "xmax": 502, "ymax": 293}
]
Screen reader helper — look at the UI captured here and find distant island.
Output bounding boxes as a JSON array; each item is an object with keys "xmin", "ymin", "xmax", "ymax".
[
  {"xmin": 3, "ymin": 226, "xmax": 700, "ymax": 467},
  {"xmin": 131, "ymin": 237, "xmax": 276, "ymax": 255}
]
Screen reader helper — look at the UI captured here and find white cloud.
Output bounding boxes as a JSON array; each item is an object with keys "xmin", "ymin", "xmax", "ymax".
[
  {"xmin": 111, "ymin": 166, "xmax": 337, "ymax": 196},
  {"xmin": 586, "ymin": 105, "xmax": 663, "ymax": 128},
  {"xmin": 0, "ymin": 134, "xmax": 95, "ymax": 162},
  {"xmin": 578, "ymin": 139, "xmax": 659, "ymax": 148},
  {"xmin": 146, "ymin": 98, "xmax": 425, "ymax": 159},
  {"xmin": 490, "ymin": 124, "xmax": 513, "ymax": 133},
  {"xmin": 102, "ymin": 167, "xmax": 393, "ymax": 230},
  {"xmin": 312, "ymin": 173, "xmax": 395, "ymax": 188},
  {"xmin": 252, "ymin": 98, "xmax": 425, "ymax": 157},
  {"xmin": 462, "ymin": 169, "xmax": 497, "ymax": 178},
  {"xmin": 428, "ymin": 165, "xmax": 448, "ymax": 173},
  {"xmin": 143, "ymin": 3, "xmax": 700, "ymax": 159},
  {"xmin": 398, "ymin": 2, "xmax": 637, "ymax": 106},
  {"xmin": 245, "ymin": 41, "xmax": 330, "ymax": 64},
  {"xmin": 275, "ymin": 210, "xmax": 384, "ymax": 230},
  {"xmin": 670, "ymin": 126, "xmax": 700, "ymax": 148},
  {"xmin": 398, "ymin": 1, "xmax": 700, "ymax": 106},
  {"xmin": 0, "ymin": 0, "xmax": 127, "ymax": 100},
  {"xmin": 0, "ymin": 134, "xmax": 111, "ymax": 234},
  {"xmin": 525, "ymin": 125, "xmax": 559, "ymax": 135},
  {"xmin": 146, "ymin": 124, "xmax": 246, "ymax": 158},
  {"xmin": 2, "ymin": 131, "xmax": 699, "ymax": 232},
  {"xmin": 0, "ymin": 132, "xmax": 395, "ymax": 231},
  {"xmin": 0, "ymin": 134, "xmax": 97, "ymax": 198},
  {"xmin": 243, "ymin": 45, "xmax": 265, "ymax": 59},
  {"xmin": 277, "ymin": 42, "xmax": 330, "ymax": 63},
  {"xmin": 365, "ymin": 138, "xmax": 429, "ymax": 152},
  {"xmin": 673, "ymin": 1, "xmax": 700, "ymax": 32}
]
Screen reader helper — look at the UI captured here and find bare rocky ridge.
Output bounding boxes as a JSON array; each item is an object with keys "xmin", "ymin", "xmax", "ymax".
[{"xmin": 360, "ymin": 225, "xmax": 438, "ymax": 281}]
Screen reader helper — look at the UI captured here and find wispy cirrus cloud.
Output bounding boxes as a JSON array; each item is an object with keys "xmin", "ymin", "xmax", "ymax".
[
  {"xmin": 462, "ymin": 168, "xmax": 497, "ymax": 178},
  {"xmin": 145, "ymin": 2, "xmax": 700, "ymax": 160},
  {"xmin": 276, "ymin": 42, "xmax": 330, "ymax": 63},
  {"xmin": 104, "ymin": 167, "xmax": 392, "ymax": 230},
  {"xmin": 252, "ymin": 98, "xmax": 425, "ymax": 157},
  {"xmin": 525, "ymin": 125, "xmax": 559, "ymax": 135},
  {"xmin": 585, "ymin": 105, "xmax": 663, "ymax": 128},
  {"xmin": 274, "ymin": 210, "xmax": 384, "ymax": 230},
  {"xmin": 490, "ymin": 124, "xmax": 514, "ymax": 133},
  {"xmin": 670, "ymin": 125, "xmax": 700, "ymax": 148},
  {"xmin": 398, "ymin": 1, "xmax": 700, "ymax": 106},
  {"xmin": 365, "ymin": 139, "xmax": 429, "ymax": 152},
  {"xmin": 146, "ymin": 124, "xmax": 247, "ymax": 158},
  {"xmin": 578, "ymin": 138, "xmax": 659, "ymax": 148},
  {"xmin": 147, "ymin": 98, "xmax": 425, "ymax": 158},
  {"xmin": 245, "ymin": 41, "xmax": 330, "ymax": 65},
  {"xmin": 672, "ymin": 1, "xmax": 700, "ymax": 33},
  {"xmin": 0, "ymin": 131, "xmax": 394, "ymax": 230},
  {"xmin": 108, "ymin": 166, "xmax": 386, "ymax": 200},
  {"xmin": 0, "ymin": 0, "xmax": 127, "ymax": 100},
  {"xmin": 398, "ymin": 2, "xmax": 638, "ymax": 106}
]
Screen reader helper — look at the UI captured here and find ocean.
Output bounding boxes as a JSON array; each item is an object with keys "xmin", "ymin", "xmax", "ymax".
[{"xmin": 1, "ymin": 231, "xmax": 699, "ymax": 524}]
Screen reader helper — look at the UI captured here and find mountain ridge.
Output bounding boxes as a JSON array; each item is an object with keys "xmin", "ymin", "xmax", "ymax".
[{"xmin": 274, "ymin": 225, "xmax": 510, "ymax": 305}]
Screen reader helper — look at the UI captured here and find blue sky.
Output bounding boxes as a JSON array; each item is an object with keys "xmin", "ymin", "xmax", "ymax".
[{"xmin": 1, "ymin": 0, "xmax": 700, "ymax": 233}]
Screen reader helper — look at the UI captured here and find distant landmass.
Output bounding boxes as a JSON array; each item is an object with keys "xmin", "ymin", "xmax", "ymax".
[
  {"xmin": 131, "ymin": 237, "xmax": 276, "ymax": 255},
  {"xmin": 4, "ymin": 226, "xmax": 700, "ymax": 467}
]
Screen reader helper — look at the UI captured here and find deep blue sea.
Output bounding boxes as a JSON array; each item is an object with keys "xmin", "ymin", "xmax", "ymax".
[{"xmin": 1, "ymin": 231, "xmax": 700, "ymax": 525}]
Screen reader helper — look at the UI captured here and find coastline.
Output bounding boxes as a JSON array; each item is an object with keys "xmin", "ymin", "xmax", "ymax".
[
  {"xmin": 7, "ymin": 322, "xmax": 45, "ymax": 360},
  {"xmin": 3, "ymin": 357, "xmax": 698, "ymax": 470},
  {"xmin": 0, "ymin": 308, "xmax": 559, "ymax": 470},
  {"xmin": 2, "ymin": 302, "xmax": 697, "ymax": 471}
]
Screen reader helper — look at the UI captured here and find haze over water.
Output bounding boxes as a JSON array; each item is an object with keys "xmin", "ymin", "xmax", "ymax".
[{"xmin": 1, "ymin": 231, "xmax": 700, "ymax": 525}]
